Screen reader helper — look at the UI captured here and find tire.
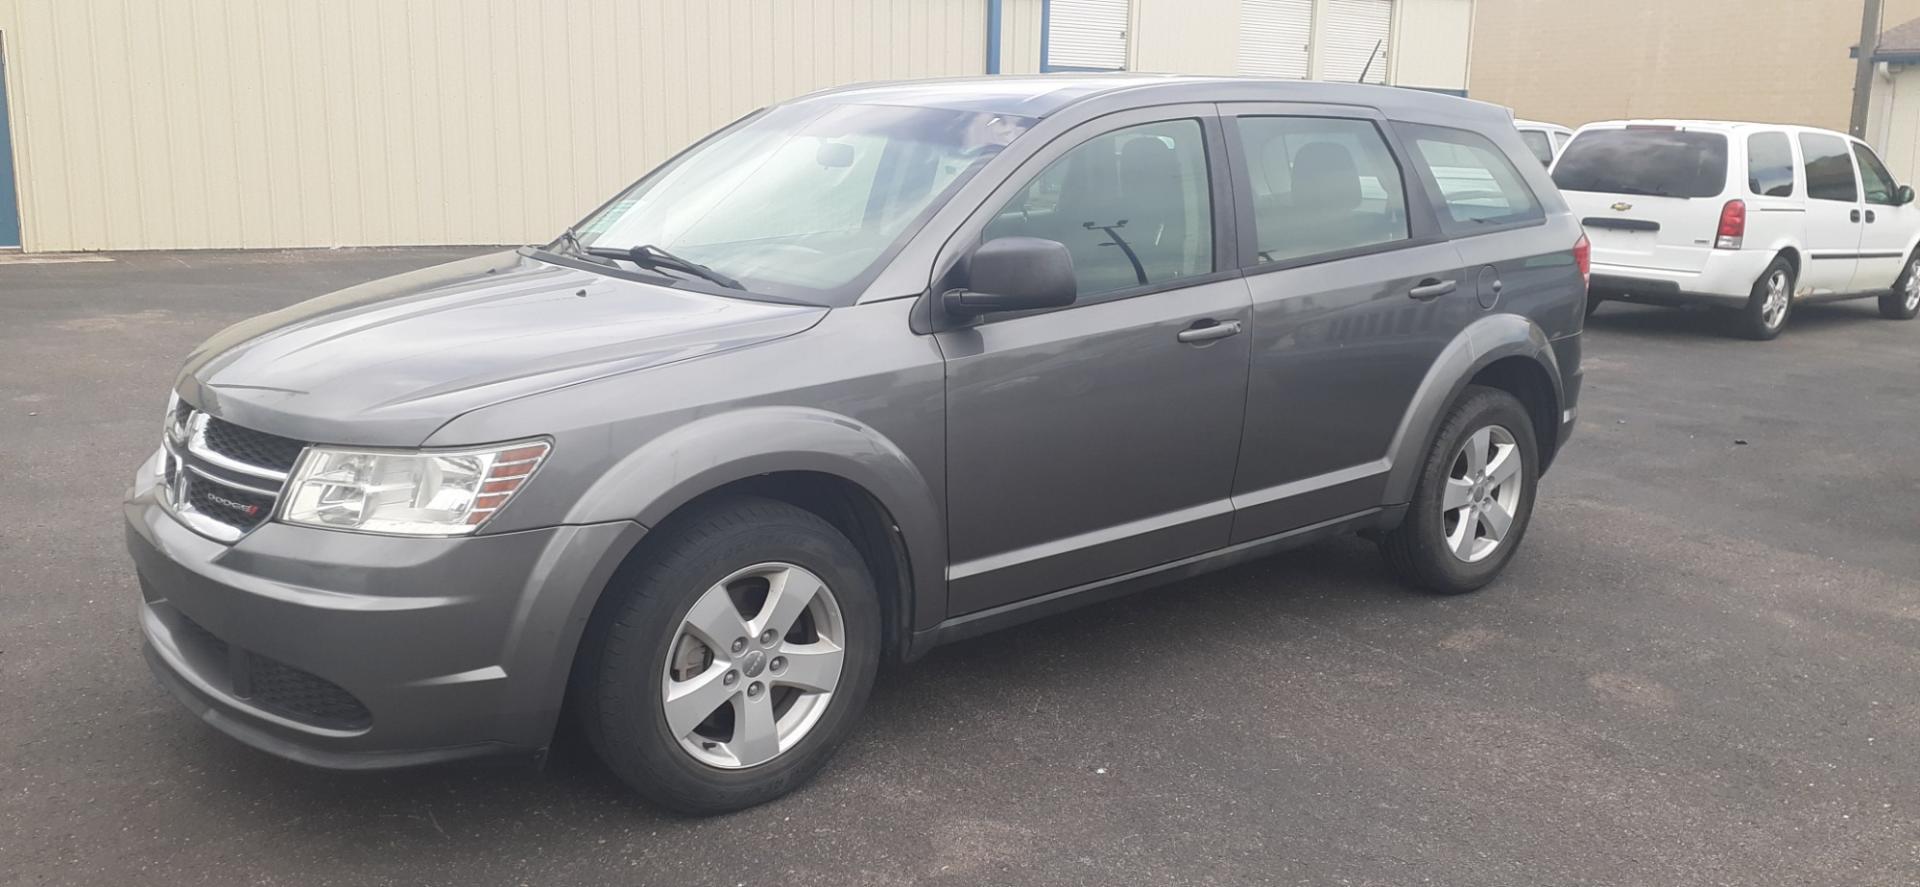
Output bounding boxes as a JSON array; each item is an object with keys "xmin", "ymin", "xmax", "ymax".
[
  {"xmin": 1379, "ymin": 386, "xmax": 1541, "ymax": 595},
  {"xmin": 578, "ymin": 495, "xmax": 882, "ymax": 815},
  {"xmin": 1880, "ymin": 252, "xmax": 1920, "ymax": 320},
  {"xmin": 1739, "ymin": 257, "xmax": 1795, "ymax": 340}
]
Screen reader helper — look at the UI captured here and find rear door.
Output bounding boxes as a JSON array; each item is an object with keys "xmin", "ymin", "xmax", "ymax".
[
  {"xmin": 1796, "ymin": 131, "xmax": 1863, "ymax": 294},
  {"xmin": 1551, "ymin": 127, "xmax": 1730, "ymax": 274},
  {"xmin": 1850, "ymin": 139, "xmax": 1914, "ymax": 291},
  {"xmin": 1220, "ymin": 103, "xmax": 1467, "ymax": 541}
]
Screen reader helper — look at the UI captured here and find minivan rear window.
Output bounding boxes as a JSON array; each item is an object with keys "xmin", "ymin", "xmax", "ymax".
[{"xmin": 1551, "ymin": 129, "xmax": 1729, "ymax": 199}]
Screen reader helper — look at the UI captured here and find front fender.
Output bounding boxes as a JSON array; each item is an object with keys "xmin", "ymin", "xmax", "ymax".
[
  {"xmin": 1382, "ymin": 314, "xmax": 1565, "ymax": 505},
  {"xmin": 565, "ymin": 406, "xmax": 947, "ymax": 630}
]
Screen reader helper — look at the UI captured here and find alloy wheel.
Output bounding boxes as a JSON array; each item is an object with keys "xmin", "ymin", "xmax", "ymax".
[
  {"xmin": 1905, "ymin": 260, "xmax": 1920, "ymax": 312},
  {"xmin": 661, "ymin": 563, "xmax": 846, "ymax": 769},
  {"xmin": 1442, "ymin": 425, "xmax": 1524, "ymax": 564},
  {"xmin": 1761, "ymin": 269, "xmax": 1791, "ymax": 330}
]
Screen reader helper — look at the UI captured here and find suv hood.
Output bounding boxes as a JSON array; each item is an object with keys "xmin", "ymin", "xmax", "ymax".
[{"xmin": 178, "ymin": 250, "xmax": 827, "ymax": 446}]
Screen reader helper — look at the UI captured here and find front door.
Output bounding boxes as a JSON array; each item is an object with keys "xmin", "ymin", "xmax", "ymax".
[
  {"xmin": 939, "ymin": 112, "xmax": 1251, "ymax": 615},
  {"xmin": 1850, "ymin": 140, "xmax": 1915, "ymax": 292},
  {"xmin": 1797, "ymin": 131, "xmax": 1862, "ymax": 294},
  {"xmin": 0, "ymin": 34, "xmax": 21, "ymax": 249}
]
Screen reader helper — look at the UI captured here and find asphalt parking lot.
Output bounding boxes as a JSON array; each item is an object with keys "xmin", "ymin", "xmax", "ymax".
[{"xmin": 3, "ymin": 248, "xmax": 1918, "ymax": 886}]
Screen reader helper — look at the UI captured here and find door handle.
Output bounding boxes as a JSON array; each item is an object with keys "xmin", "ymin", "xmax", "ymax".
[
  {"xmin": 1409, "ymin": 278, "xmax": 1458, "ymax": 301},
  {"xmin": 1867, "ymin": 209, "xmax": 1878, "ymax": 223},
  {"xmin": 1176, "ymin": 319, "xmax": 1243, "ymax": 343},
  {"xmin": 1852, "ymin": 209, "xmax": 1863, "ymax": 222}
]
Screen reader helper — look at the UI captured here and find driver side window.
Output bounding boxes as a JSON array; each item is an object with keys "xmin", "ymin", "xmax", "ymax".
[
  {"xmin": 982, "ymin": 119, "xmax": 1214, "ymax": 300},
  {"xmin": 1854, "ymin": 142, "xmax": 1899, "ymax": 206}
]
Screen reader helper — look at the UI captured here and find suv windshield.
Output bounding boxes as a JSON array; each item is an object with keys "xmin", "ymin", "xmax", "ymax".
[
  {"xmin": 569, "ymin": 102, "xmax": 1033, "ymax": 305},
  {"xmin": 1551, "ymin": 129, "xmax": 1729, "ymax": 198}
]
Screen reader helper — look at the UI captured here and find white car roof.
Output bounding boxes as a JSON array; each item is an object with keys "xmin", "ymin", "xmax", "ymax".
[
  {"xmin": 1513, "ymin": 118, "xmax": 1570, "ymax": 132},
  {"xmin": 1576, "ymin": 119, "xmax": 1854, "ymax": 140}
]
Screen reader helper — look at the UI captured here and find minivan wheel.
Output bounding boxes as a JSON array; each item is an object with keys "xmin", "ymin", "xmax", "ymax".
[
  {"xmin": 1879, "ymin": 254, "xmax": 1920, "ymax": 319},
  {"xmin": 1740, "ymin": 258, "xmax": 1795, "ymax": 340},
  {"xmin": 578, "ymin": 495, "xmax": 881, "ymax": 815},
  {"xmin": 1378, "ymin": 386, "xmax": 1540, "ymax": 595}
]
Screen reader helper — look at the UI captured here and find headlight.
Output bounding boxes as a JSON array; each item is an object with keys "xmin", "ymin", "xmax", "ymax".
[{"xmin": 280, "ymin": 440, "xmax": 550, "ymax": 536}]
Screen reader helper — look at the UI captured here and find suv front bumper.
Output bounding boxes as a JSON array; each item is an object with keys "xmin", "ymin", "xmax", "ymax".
[{"xmin": 125, "ymin": 449, "xmax": 643, "ymax": 769}]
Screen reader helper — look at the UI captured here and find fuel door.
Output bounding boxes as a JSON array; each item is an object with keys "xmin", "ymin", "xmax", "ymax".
[{"xmin": 1475, "ymin": 265, "xmax": 1502, "ymax": 310}]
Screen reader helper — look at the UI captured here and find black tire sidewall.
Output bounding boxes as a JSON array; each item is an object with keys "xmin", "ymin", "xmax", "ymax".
[
  {"xmin": 1882, "ymin": 254, "xmax": 1920, "ymax": 319},
  {"xmin": 1394, "ymin": 387, "xmax": 1542, "ymax": 593},
  {"xmin": 583, "ymin": 497, "xmax": 882, "ymax": 814}
]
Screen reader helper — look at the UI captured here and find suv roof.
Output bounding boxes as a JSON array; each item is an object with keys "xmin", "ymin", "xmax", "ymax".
[{"xmin": 798, "ymin": 73, "xmax": 1509, "ymax": 123}]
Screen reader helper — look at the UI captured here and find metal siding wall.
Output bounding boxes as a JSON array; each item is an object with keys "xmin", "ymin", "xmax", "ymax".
[
  {"xmin": 1237, "ymin": 0, "xmax": 1312, "ymax": 78},
  {"xmin": 1385, "ymin": 0, "xmax": 1468, "ymax": 91},
  {"xmin": 1132, "ymin": 0, "xmax": 1240, "ymax": 74},
  {"xmin": 1318, "ymin": 0, "xmax": 1390, "ymax": 83},
  {"xmin": 0, "ymin": 0, "xmax": 991, "ymax": 252},
  {"xmin": 1046, "ymin": 0, "xmax": 1129, "ymax": 70},
  {"xmin": 1000, "ymin": 0, "xmax": 1045, "ymax": 74}
]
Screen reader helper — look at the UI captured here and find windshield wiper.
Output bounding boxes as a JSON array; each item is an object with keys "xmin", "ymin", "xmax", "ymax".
[
  {"xmin": 551, "ymin": 227, "xmax": 618, "ymax": 267},
  {"xmin": 585, "ymin": 243, "xmax": 745, "ymax": 290}
]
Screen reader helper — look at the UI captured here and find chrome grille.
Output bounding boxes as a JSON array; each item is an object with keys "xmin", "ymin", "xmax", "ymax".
[{"xmin": 160, "ymin": 407, "xmax": 305, "ymax": 542}]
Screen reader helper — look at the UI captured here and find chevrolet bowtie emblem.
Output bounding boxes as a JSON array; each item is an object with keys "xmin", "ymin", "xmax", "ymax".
[{"xmin": 1610, "ymin": 202, "xmax": 1633, "ymax": 212}]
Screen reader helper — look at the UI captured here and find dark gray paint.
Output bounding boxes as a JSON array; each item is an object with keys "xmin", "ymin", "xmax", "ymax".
[{"xmin": 123, "ymin": 75, "xmax": 1586, "ymax": 768}]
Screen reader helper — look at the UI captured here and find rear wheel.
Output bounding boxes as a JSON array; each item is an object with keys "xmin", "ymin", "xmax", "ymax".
[
  {"xmin": 1379, "ymin": 386, "xmax": 1540, "ymax": 594},
  {"xmin": 1739, "ymin": 258, "xmax": 1794, "ymax": 340},
  {"xmin": 1880, "ymin": 254, "xmax": 1920, "ymax": 320},
  {"xmin": 578, "ymin": 496, "xmax": 881, "ymax": 815}
]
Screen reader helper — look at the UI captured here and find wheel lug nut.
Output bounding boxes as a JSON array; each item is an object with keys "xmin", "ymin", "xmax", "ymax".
[
  {"xmin": 747, "ymin": 681, "xmax": 764, "ymax": 697},
  {"xmin": 730, "ymin": 638, "xmax": 748, "ymax": 654},
  {"xmin": 770, "ymin": 656, "xmax": 786, "ymax": 673},
  {"xmin": 723, "ymin": 671, "xmax": 739, "ymax": 686},
  {"xmin": 758, "ymin": 629, "xmax": 778, "ymax": 646}
]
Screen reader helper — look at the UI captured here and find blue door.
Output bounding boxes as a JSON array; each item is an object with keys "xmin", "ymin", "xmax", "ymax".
[{"xmin": 0, "ymin": 36, "xmax": 20, "ymax": 249}]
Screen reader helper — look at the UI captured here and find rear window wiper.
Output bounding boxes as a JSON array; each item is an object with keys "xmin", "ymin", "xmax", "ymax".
[{"xmin": 585, "ymin": 243, "xmax": 745, "ymax": 291}]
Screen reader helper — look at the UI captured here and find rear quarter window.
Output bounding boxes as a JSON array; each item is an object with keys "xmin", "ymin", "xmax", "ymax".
[
  {"xmin": 1551, "ymin": 129, "xmax": 1729, "ymax": 199},
  {"xmin": 1400, "ymin": 123, "xmax": 1545, "ymax": 236},
  {"xmin": 1746, "ymin": 132, "xmax": 1795, "ymax": 197}
]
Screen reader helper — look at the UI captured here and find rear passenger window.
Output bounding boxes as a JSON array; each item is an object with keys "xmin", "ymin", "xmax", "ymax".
[
  {"xmin": 1799, "ymin": 133, "xmax": 1858, "ymax": 202},
  {"xmin": 1747, "ymin": 132, "xmax": 1795, "ymax": 197},
  {"xmin": 1401, "ymin": 123, "xmax": 1545, "ymax": 235},
  {"xmin": 982, "ymin": 119, "xmax": 1213, "ymax": 299},
  {"xmin": 1235, "ymin": 116, "xmax": 1410, "ymax": 264},
  {"xmin": 1519, "ymin": 130, "xmax": 1554, "ymax": 166}
]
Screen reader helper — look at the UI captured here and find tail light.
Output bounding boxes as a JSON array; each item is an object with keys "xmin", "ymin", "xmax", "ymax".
[
  {"xmin": 1716, "ymin": 200, "xmax": 1746, "ymax": 250},
  {"xmin": 1573, "ymin": 232, "xmax": 1591, "ymax": 287}
]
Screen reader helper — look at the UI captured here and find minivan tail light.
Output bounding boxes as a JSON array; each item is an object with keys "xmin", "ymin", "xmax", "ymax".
[
  {"xmin": 1574, "ymin": 232, "xmax": 1591, "ymax": 287},
  {"xmin": 1716, "ymin": 199, "xmax": 1746, "ymax": 250}
]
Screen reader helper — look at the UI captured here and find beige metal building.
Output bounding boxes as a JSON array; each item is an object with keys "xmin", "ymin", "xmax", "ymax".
[
  {"xmin": 1468, "ymin": 0, "xmax": 1920, "ymax": 133},
  {"xmin": 0, "ymin": 0, "xmax": 1471, "ymax": 253}
]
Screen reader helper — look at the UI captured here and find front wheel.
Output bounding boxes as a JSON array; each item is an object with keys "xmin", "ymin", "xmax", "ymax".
[
  {"xmin": 1880, "ymin": 254, "xmax": 1920, "ymax": 319},
  {"xmin": 1378, "ymin": 386, "xmax": 1540, "ymax": 594},
  {"xmin": 1739, "ymin": 258, "xmax": 1794, "ymax": 340},
  {"xmin": 578, "ymin": 495, "xmax": 881, "ymax": 815}
]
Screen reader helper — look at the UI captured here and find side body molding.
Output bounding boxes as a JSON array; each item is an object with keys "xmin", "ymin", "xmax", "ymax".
[
  {"xmin": 563, "ymin": 406, "xmax": 948, "ymax": 631},
  {"xmin": 1382, "ymin": 314, "xmax": 1566, "ymax": 506}
]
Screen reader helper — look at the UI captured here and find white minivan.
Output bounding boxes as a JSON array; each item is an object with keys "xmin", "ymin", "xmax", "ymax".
[{"xmin": 1552, "ymin": 120, "xmax": 1920, "ymax": 339}]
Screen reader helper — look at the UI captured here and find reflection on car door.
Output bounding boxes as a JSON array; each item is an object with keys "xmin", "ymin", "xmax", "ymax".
[
  {"xmin": 1220, "ymin": 105, "xmax": 1474, "ymax": 542},
  {"xmin": 939, "ymin": 111, "xmax": 1254, "ymax": 616},
  {"xmin": 1798, "ymin": 131, "xmax": 1862, "ymax": 294},
  {"xmin": 1849, "ymin": 140, "xmax": 1913, "ymax": 292}
]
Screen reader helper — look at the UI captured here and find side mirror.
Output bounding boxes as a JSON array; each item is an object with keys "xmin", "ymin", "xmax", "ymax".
[
  {"xmin": 1898, "ymin": 185, "xmax": 1915, "ymax": 206},
  {"xmin": 943, "ymin": 237, "xmax": 1077, "ymax": 317}
]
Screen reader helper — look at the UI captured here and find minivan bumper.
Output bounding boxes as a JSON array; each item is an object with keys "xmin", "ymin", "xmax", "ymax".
[
  {"xmin": 1590, "ymin": 249, "xmax": 1772, "ymax": 305},
  {"xmin": 124, "ymin": 449, "xmax": 643, "ymax": 769}
]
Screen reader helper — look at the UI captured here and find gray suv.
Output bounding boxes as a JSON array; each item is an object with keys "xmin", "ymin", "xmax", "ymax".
[{"xmin": 125, "ymin": 76, "xmax": 1586, "ymax": 813}]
